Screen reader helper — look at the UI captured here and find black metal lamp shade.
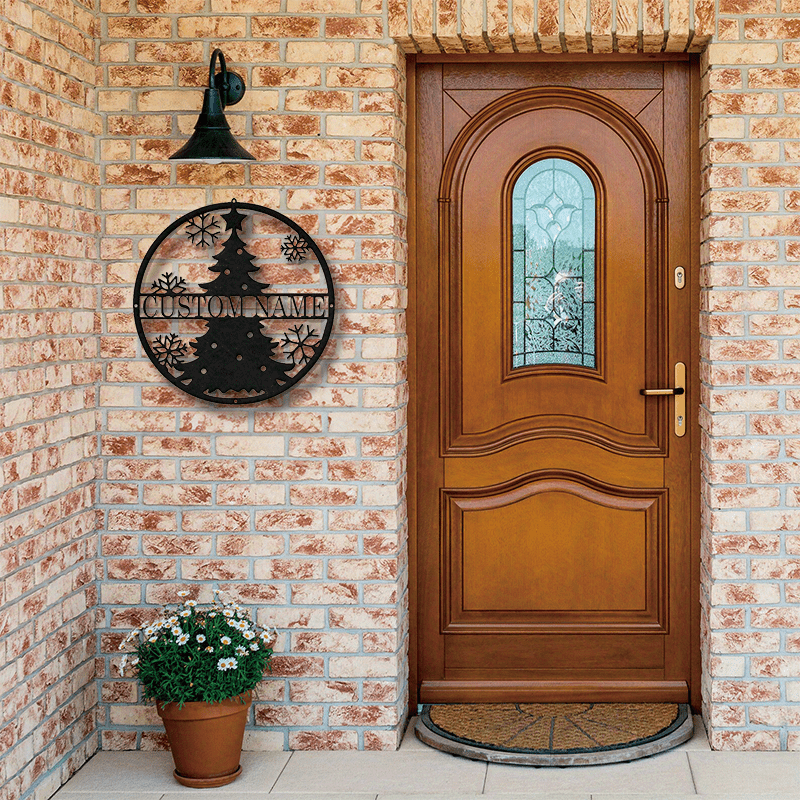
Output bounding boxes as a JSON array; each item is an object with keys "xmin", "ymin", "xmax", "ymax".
[{"xmin": 170, "ymin": 49, "xmax": 255, "ymax": 162}]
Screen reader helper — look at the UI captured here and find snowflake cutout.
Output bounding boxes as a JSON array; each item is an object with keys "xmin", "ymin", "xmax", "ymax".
[
  {"xmin": 281, "ymin": 234, "xmax": 310, "ymax": 263},
  {"xmin": 282, "ymin": 325, "xmax": 319, "ymax": 365},
  {"xmin": 185, "ymin": 213, "xmax": 221, "ymax": 247},
  {"xmin": 151, "ymin": 333, "xmax": 187, "ymax": 369},
  {"xmin": 151, "ymin": 272, "xmax": 187, "ymax": 294}
]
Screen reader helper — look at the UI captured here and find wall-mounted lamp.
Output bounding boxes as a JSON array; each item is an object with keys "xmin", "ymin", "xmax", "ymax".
[{"xmin": 170, "ymin": 48, "xmax": 255, "ymax": 162}]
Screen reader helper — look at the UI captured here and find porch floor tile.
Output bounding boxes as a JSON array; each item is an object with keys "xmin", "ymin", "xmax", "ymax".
[
  {"xmin": 50, "ymin": 715, "xmax": 800, "ymax": 799},
  {"xmin": 53, "ymin": 795, "xmax": 163, "ymax": 800},
  {"xmin": 689, "ymin": 751, "xmax": 800, "ymax": 794},
  {"xmin": 271, "ymin": 750, "xmax": 488, "ymax": 794},
  {"xmin": 54, "ymin": 751, "xmax": 290, "ymax": 793},
  {"xmin": 484, "ymin": 751, "xmax": 695, "ymax": 795}
]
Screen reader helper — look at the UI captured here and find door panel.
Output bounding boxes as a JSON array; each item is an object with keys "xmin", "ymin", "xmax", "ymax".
[
  {"xmin": 447, "ymin": 477, "xmax": 663, "ymax": 622},
  {"xmin": 414, "ymin": 60, "xmax": 698, "ymax": 705},
  {"xmin": 447, "ymin": 92, "xmax": 665, "ymax": 457}
]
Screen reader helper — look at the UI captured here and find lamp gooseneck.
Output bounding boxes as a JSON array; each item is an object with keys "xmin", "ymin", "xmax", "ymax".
[{"xmin": 169, "ymin": 48, "xmax": 255, "ymax": 162}]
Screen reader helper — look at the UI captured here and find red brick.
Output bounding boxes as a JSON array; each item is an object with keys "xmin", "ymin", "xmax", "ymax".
[
  {"xmin": 711, "ymin": 680, "xmax": 781, "ymax": 702},
  {"xmin": 181, "ymin": 559, "xmax": 249, "ymax": 581},
  {"xmin": 142, "ymin": 535, "xmax": 212, "ymax": 556},
  {"xmin": 107, "ymin": 559, "xmax": 176, "ymax": 580},
  {"xmin": 107, "ymin": 511, "xmax": 177, "ymax": 532},
  {"xmin": 711, "ymin": 730, "xmax": 781, "ymax": 750},
  {"xmin": 269, "ymin": 656, "xmax": 325, "ymax": 678},
  {"xmin": 289, "ymin": 731, "xmax": 358, "ymax": 750},
  {"xmin": 256, "ymin": 510, "xmax": 323, "ymax": 532},
  {"xmin": 289, "ymin": 680, "xmax": 358, "ymax": 702},
  {"xmin": 182, "ymin": 511, "xmax": 249, "ymax": 532}
]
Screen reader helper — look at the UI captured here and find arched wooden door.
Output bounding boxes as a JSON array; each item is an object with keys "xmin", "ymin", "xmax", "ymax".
[{"xmin": 412, "ymin": 60, "xmax": 699, "ymax": 705}]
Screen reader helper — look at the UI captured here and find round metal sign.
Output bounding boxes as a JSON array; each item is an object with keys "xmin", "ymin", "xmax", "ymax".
[{"xmin": 134, "ymin": 199, "xmax": 335, "ymax": 404}]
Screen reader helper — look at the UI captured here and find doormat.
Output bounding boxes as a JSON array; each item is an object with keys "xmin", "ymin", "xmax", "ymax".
[{"xmin": 416, "ymin": 703, "xmax": 693, "ymax": 766}]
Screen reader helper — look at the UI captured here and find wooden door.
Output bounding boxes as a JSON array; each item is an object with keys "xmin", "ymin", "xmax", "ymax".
[{"xmin": 412, "ymin": 60, "xmax": 699, "ymax": 706}]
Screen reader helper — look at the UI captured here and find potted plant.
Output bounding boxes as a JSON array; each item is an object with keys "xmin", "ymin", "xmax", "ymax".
[{"xmin": 120, "ymin": 590, "xmax": 277, "ymax": 788}]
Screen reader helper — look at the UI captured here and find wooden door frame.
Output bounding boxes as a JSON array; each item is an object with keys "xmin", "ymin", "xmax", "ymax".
[{"xmin": 407, "ymin": 53, "xmax": 702, "ymax": 714}]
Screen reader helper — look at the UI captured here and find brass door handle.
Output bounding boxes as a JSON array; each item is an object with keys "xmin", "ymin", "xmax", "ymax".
[
  {"xmin": 640, "ymin": 387, "xmax": 684, "ymax": 396},
  {"xmin": 640, "ymin": 363, "xmax": 686, "ymax": 437}
]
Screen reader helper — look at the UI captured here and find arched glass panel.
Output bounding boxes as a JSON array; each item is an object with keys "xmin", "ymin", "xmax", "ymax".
[{"xmin": 512, "ymin": 157, "xmax": 596, "ymax": 369}]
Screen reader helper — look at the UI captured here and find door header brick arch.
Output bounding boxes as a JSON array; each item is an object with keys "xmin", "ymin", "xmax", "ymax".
[{"xmin": 388, "ymin": 0, "xmax": 713, "ymax": 54}]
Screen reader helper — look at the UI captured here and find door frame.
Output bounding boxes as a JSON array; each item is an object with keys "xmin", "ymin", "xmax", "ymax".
[{"xmin": 407, "ymin": 53, "xmax": 702, "ymax": 713}]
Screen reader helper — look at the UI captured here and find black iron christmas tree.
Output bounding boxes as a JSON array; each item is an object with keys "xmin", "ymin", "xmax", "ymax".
[
  {"xmin": 200, "ymin": 204, "xmax": 271, "ymax": 296},
  {"xmin": 176, "ymin": 203, "xmax": 292, "ymax": 395}
]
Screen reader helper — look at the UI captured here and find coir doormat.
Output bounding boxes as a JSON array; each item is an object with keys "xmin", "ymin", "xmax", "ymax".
[{"xmin": 416, "ymin": 703, "xmax": 693, "ymax": 766}]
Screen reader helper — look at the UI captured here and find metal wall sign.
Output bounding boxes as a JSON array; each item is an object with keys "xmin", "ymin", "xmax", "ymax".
[{"xmin": 134, "ymin": 200, "xmax": 335, "ymax": 404}]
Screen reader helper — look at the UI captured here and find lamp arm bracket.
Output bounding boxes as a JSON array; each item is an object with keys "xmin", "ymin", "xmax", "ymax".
[{"xmin": 209, "ymin": 48, "xmax": 246, "ymax": 108}]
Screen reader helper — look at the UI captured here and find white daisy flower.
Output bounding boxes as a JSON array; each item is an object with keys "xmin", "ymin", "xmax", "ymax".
[
  {"xmin": 168, "ymin": 616, "xmax": 178, "ymax": 625},
  {"xmin": 177, "ymin": 633, "xmax": 189, "ymax": 645},
  {"xmin": 220, "ymin": 636, "xmax": 232, "ymax": 645},
  {"xmin": 179, "ymin": 609, "xmax": 191, "ymax": 618},
  {"xmin": 243, "ymin": 630, "xmax": 255, "ymax": 640},
  {"xmin": 217, "ymin": 657, "xmax": 232, "ymax": 671},
  {"xmin": 196, "ymin": 634, "xmax": 206, "ymax": 643},
  {"xmin": 223, "ymin": 609, "xmax": 235, "ymax": 618},
  {"xmin": 205, "ymin": 646, "xmax": 214, "ymax": 653},
  {"xmin": 236, "ymin": 646, "xmax": 247, "ymax": 656},
  {"xmin": 185, "ymin": 599, "xmax": 198, "ymax": 607},
  {"xmin": 171, "ymin": 626, "xmax": 182, "ymax": 637},
  {"xmin": 149, "ymin": 636, "xmax": 158, "ymax": 642},
  {"xmin": 249, "ymin": 643, "xmax": 259, "ymax": 651},
  {"xmin": 177, "ymin": 590, "xmax": 189, "ymax": 597},
  {"xmin": 209, "ymin": 612, "xmax": 217, "ymax": 618}
]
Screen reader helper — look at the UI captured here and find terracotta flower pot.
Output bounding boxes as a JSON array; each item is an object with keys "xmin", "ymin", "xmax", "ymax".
[{"xmin": 156, "ymin": 691, "xmax": 252, "ymax": 788}]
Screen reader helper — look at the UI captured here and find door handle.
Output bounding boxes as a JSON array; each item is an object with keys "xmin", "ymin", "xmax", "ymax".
[
  {"xmin": 640, "ymin": 363, "xmax": 686, "ymax": 437},
  {"xmin": 640, "ymin": 387, "xmax": 684, "ymax": 396}
]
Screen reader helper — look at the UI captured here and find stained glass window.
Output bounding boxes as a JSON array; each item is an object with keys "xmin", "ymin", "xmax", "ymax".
[{"xmin": 512, "ymin": 158, "xmax": 596, "ymax": 369}]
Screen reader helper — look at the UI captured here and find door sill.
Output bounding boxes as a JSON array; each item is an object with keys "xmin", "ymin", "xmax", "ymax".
[{"xmin": 420, "ymin": 680, "xmax": 689, "ymax": 703}]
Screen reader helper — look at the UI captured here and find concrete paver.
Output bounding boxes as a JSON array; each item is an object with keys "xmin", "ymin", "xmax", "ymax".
[{"xmin": 53, "ymin": 715, "xmax": 800, "ymax": 798}]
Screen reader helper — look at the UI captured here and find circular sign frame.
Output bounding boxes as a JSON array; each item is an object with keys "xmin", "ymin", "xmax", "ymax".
[{"xmin": 133, "ymin": 199, "xmax": 336, "ymax": 405}]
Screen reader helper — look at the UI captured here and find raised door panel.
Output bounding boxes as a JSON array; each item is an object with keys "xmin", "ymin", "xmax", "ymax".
[
  {"xmin": 445, "ymin": 634, "xmax": 665, "ymax": 675},
  {"xmin": 442, "ymin": 473, "xmax": 667, "ymax": 634},
  {"xmin": 442, "ymin": 90, "xmax": 669, "ymax": 458}
]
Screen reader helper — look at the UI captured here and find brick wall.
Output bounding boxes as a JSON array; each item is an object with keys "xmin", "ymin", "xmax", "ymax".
[
  {"xmin": 91, "ymin": 0, "xmax": 800, "ymax": 760},
  {"xmin": 95, "ymin": 1, "xmax": 410, "ymax": 752},
  {"xmin": 699, "ymin": 35, "xmax": 800, "ymax": 750},
  {"xmin": 10, "ymin": 0, "xmax": 800, "ymax": 795},
  {"xmin": 0, "ymin": 0, "xmax": 100, "ymax": 794}
]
